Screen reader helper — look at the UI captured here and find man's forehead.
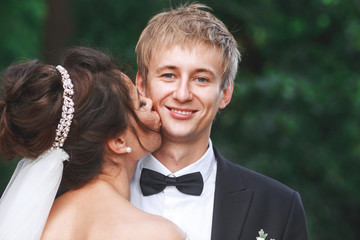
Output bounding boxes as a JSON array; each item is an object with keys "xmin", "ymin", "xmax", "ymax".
[
  {"xmin": 151, "ymin": 42, "xmax": 222, "ymax": 63},
  {"xmin": 152, "ymin": 41, "xmax": 221, "ymax": 56},
  {"xmin": 148, "ymin": 43, "xmax": 224, "ymax": 75}
]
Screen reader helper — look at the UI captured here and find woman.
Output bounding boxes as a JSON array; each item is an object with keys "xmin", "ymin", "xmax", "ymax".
[{"xmin": 0, "ymin": 47, "xmax": 186, "ymax": 239}]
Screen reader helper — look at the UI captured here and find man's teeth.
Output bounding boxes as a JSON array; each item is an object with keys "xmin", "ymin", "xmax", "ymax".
[{"xmin": 172, "ymin": 109, "xmax": 192, "ymax": 115}]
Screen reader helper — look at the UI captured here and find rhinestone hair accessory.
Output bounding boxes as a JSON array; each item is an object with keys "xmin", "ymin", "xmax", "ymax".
[{"xmin": 53, "ymin": 65, "xmax": 74, "ymax": 149}]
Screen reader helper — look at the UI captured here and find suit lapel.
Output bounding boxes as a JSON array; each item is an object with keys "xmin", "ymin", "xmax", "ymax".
[{"xmin": 211, "ymin": 148, "xmax": 253, "ymax": 240}]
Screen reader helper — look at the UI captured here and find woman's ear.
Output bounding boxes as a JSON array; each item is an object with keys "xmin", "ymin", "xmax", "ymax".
[{"xmin": 107, "ymin": 135, "xmax": 129, "ymax": 155}]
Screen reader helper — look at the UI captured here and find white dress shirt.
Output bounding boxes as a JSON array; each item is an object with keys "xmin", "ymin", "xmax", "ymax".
[{"xmin": 130, "ymin": 139, "xmax": 217, "ymax": 240}]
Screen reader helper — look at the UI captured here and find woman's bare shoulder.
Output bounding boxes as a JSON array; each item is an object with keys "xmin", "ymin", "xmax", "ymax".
[
  {"xmin": 41, "ymin": 190, "xmax": 88, "ymax": 239},
  {"xmin": 42, "ymin": 183, "xmax": 187, "ymax": 240},
  {"xmin": 153, "ymin": 217, "xmax": 187, "ymax": 240},
  {"xmin": 134, "ymin": 212, "xmax": 187, "ymax": 240}
]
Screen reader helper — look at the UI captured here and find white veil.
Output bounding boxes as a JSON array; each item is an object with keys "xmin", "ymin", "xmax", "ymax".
[{"xmin": 0, "ymin": 149, "xmax": 69, "ymax": 240}]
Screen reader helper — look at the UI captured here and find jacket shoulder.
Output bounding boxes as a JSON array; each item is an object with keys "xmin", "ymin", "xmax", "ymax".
[
  {"xmin": 213, "ymin": 147, "xmax": 309, "ymax": 240},
  {"xmin": 214, "ymin": 147, "xmax": 297, "ymax": 198}
]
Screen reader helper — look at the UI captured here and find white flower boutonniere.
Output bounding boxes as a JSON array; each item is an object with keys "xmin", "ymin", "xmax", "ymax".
[{"xmin": 256, "ymin": 229, "xmax": 275, "ymax": 240}]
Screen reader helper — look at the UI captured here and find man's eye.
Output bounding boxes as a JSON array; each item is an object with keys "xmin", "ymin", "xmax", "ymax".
[
  {"xmin": 140, "ymin": 101, "xmax": 147, "ymax": 107},
  {"xmin": 196, "ymin": 77, "xmax": 208, "ymax": 83},
  {"xmin": 162, "ymin": 73, "xmax": 174, "ymax": 78}
]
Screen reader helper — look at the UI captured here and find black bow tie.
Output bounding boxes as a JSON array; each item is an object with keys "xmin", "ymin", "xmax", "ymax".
[{"xmin": 140, "ymin": 168, "xmax": 204, "ymax": 196}]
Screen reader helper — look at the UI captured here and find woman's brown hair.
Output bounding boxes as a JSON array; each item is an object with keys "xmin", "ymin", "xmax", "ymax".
[{"xmin": 0, "ymin": 47, "xmax": 136, "ymax": 189}]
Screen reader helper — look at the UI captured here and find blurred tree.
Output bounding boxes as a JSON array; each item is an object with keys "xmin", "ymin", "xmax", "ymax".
[
  {"xmin": 43, "ymin": 0, "xmax": 73, "ymax": 64},
  {"xmin": 209, "ymin": 0, "xmax": 360, "ymax": 239},
  {"xmin": 0, "ymin": 0, "xmax": 45, "ymax": 69}
]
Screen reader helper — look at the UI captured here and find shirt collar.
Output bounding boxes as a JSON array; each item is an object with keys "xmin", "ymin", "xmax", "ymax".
[{"xmin": 139, "ymin": 139, "xmax": 216, "ymax": 183}]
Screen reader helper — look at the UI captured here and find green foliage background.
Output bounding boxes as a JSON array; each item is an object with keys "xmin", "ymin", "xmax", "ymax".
[{"xmin": 0, "ymin": 0, "xmax": 359, "ymax": 239}]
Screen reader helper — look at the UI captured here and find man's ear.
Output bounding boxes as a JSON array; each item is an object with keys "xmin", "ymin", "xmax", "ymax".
[
  {"xmin": 107, "ymin": 135, "xmax": 129, "ymax": 154},
  {"xmin": 219, "ymin": 82, "xmax": 234, "ymax": 109},
  {"xmin": 136, "ymin": 72, "xmax": 146, "ymax": 96}
]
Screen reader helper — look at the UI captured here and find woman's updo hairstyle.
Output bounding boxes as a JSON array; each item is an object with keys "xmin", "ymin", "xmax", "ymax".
[
  {"xmin": 0, "ymin": 47, "xmax": 134, "ymax": 189},
  {"xmin": 0, "ymin": 61, "xmax": 63, "ymax": 159}
]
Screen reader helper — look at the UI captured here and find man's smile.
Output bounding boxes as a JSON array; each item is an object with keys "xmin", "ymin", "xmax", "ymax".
[{"xmin": 170, "ymin": 108, "xmax": 195, "ymax": 115}]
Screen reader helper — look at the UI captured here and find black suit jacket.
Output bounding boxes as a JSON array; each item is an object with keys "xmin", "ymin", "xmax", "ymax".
[{"xmin": 211, "ymin": 148, "xmax": 309, "ymax": 240}]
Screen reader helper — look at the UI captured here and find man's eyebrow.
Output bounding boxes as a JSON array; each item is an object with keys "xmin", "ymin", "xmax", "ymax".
[
  {"xmin": 156, "ymin": 66, "xmax": 215, "ymax": 73},
  {"xmin": 155, "ymin": 65, "xmax": 177, "ymax": 73},
  {"xmin": 194, "ymin": 68, "xmax": 217, "ymax": 77}
]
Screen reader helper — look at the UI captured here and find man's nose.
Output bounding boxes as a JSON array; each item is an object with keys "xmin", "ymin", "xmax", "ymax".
[{"xmin": 173, "ymin": 79, "xmax": 193, "ymax": 102}]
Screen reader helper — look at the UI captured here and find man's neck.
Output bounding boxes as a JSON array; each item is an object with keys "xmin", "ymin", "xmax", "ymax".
[{"xmin": 152, "ymin": 136, "xmax": 210, "ymax": 172}]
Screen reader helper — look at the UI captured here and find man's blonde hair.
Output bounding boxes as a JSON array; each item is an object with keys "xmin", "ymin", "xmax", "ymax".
[{"xmin": 136, "ymin": 3, "xmax": 241, "ymax": 89}]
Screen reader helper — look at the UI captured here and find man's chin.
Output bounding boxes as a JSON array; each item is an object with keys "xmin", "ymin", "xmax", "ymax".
[{"xmin": 161, "ymin": 129, "xmax": 195, "ymax": 142}]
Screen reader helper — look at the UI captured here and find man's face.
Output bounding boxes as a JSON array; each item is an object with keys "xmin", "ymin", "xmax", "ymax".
[{"xmin": 136, "ymin": 44, "xmax": 233, "ymax": 143}]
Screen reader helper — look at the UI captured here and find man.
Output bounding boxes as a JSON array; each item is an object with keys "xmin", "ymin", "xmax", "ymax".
[{"xmin": 130, "ymin": 4, "xmax": 309, "ymax": 240}]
